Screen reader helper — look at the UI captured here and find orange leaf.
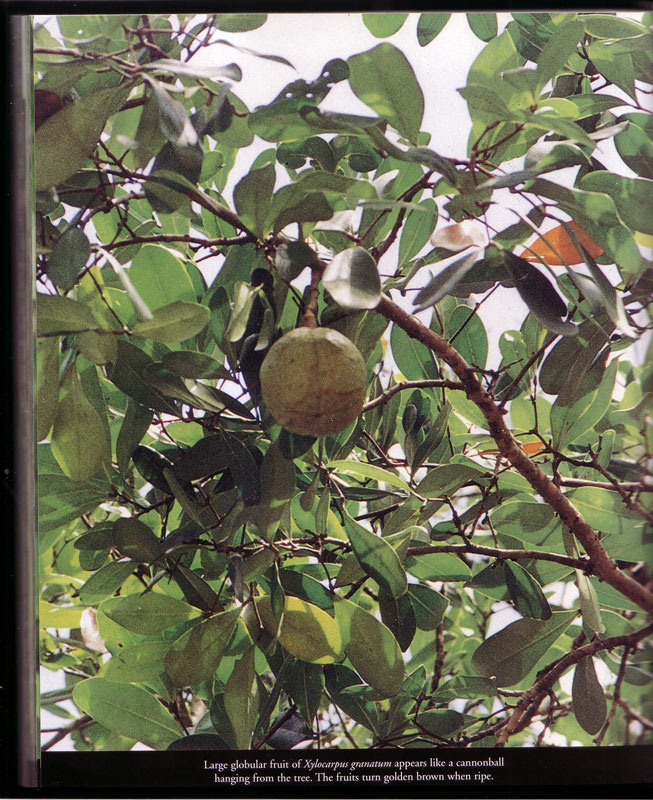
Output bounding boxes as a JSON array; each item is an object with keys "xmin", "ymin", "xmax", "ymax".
[{"xmin": 520, "ymin": 221, "xmax": 603, "ymax": 266}]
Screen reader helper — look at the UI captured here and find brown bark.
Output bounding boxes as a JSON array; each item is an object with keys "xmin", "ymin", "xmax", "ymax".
[{"xmin": 375, "ymin": 293, "xmax": 653, "ymax": 614}]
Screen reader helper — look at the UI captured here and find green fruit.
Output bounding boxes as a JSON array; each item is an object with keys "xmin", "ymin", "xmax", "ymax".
[{"xmin": 259, "ymin": 327, "xmax": 367, "ymax": 437}]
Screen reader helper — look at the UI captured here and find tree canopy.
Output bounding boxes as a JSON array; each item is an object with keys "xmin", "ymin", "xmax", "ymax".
[{"xmin": 35, "ymin": 11, "xmax": 652, "ymax": 752}]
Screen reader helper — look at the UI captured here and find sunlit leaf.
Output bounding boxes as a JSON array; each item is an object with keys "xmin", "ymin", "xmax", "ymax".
[
  {"xmin": 322, "ymin": 247, "xmax": 381, "ymax": 310},
  {"xmin": 472, "ymin": 610, "xmax": 577, "ymax": 686},
  {"xmin": 72, "ymin": 678, "xmax": 182, "ymax": 749}
]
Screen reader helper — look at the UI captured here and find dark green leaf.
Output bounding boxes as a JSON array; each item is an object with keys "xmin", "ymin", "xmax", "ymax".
[
  {"xmin": 274, "ymin": 241, "xmax": 318, "ymax": 282},
  {"xmin": 408, "ymin": 584, "xmax": 448, "ymax": 630},
  {"xmin": 572, "ymin": 655, "xmax": 607, "ymax": 735},
  {"xmin": 467, "ymin": 13, "xmax": 498, "ymax": 42},
  {"xmin": 233, "ymin": 163, "xmax": 276, "ymax": 237},
  {"xmin": 37, "ymin": 294, "xmax": 101, "ymax": 337},
  {"xmin": 47, "ymin": 226, "xmax": 90, "ymax": 291},
  {"xmin": 112, "ymin": 518, "xmax": 161, "ymax": 563},
  {"xmin": 164, "ymin": 608, "xmax": 240, "ymax": 687},
  {"xmin": 35, "ymin": 85, "xmax": 130, "ymax": 190},
  {"xmin": 416, "ymin": 13, "xmax": 451, "ymax": 47},
  {"xmin": 505, "ymin": 562, "xmax": 552, "ymax": 620},
  {"xmin": 284, "ymin": 661, "xmax": 324, "ymax": 725},
  {"xmin": 378, "ymin": 588, "xmax": 416, "ymax": 651},
  {"xmin": 224, "ymin": 645, "xmax": 259, "ymax": 749},
  {"xmin": 344, "ymin": 515, "xmax": 407, "ymax": 598},
  {"xmin": 502, "ymin": 252, "xmax": 577, "ymax": 336}
]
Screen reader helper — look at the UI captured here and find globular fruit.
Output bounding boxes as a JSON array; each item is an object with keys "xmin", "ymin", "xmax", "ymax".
[{"xmin": 259, "ymin": 327, "xmax": 367, "ymax": 437}]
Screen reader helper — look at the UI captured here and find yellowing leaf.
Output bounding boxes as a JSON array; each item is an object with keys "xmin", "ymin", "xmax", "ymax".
[
  {"xmin": 520, "ymin": 221, "xmax": 603, "ymax": 265},
  {"xmin": 256, "ymin": 596, "xmax": 344, "ymax": 664}
]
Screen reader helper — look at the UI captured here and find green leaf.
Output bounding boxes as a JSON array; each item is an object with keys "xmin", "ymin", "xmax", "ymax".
[
  {"xmin": 283, "ymin": 660, "xmax": 324, "ymax": 725},
  {"xmin": 417, "ymin": 463, "xmax": 485, "ymax": 498},
  {"xmin": 256, "ymin": 596, "xmax": 344, "ymax": 664},
  {"xmin": 224, "ymin": 645, "xmax": 259, "ymax": 749},
  {"xmin": 362, "ymin": 13, "xmax": 409, "ymax": 38},
  {"xmin": 51, "ymin": 363, "xmax": 110, "ymax": 481},
  {"xmin": 73, "ymin": 678, "xmax": 182, "ymax": 749},
  {"xmin": 344, "ymin": 515, "xmax": 407, "ymax": 598},
  {"xmin": 322, "ymin": 247, "xmax": 381, "ymax": 311},
  {"xmin": 502, "ymin": 253, "xmax": 576, "ymax": 336},
  {"xmin": 614, "ymin": 115, "xmax": 653, "ymax": 179},
  {"xmin": 325, "ymin": 665, "xmax": 380, "ymax": 733},
  {"xmin": 413, "ymin": 250, "xmax": 482, "ymax": 311},
  {"xmin": 551, "ymin": 358, "xmax": 618, "ymax": 450},
  {"xmin": 105, "ymin": 592, "xmax": 198, "ymax": 634},
  {"xmin": 416, "ymin": 13, "xmax": 451, "ymax": 47},
  {"xmin": 144, "ymin": 58, "xmax": 241, "ymax": 83},
  {"xmin": 78, "ymin": 560, "xmax": 135, "ymax": 605},
  {"xmin": 536, "ymin": 18, "xmax": 584, "ymax": 86},
  {"xmin": 408, "ymin": 584, "xmax": 448, "ymax": 630},
  {"xmin": 164, "ymin": 608, "xmax": 241, "ymax": 687},
  {"xmin": 567, "ymin": 487, "xmax": 643, "ymax": 536},
  {"xmin": 233, "ymin": 163, "xmax": 275, "ymax": 237},
  {"xmin": 37, "ymin": 294, "xmax": 102, "ymax": 336},
  {"xmin": 390, "ymin": 323, "xmax": 438, "ymax": 380},
  {"xmin": 580, "ymin": 172, "xmax": 653, "ymax": 235},
  {"xmin": 131, "ymin": 301, "xmax": 210, "ymax": 343},
  {"xmin": 280, "ymin": 569, "xmax": 334, "ymax": 614},
  {"xmin": 112, "ymin": 518, "xmax": 161, "ymax": 563},
  {"xmin": 449, "ymin": 305, "xmax": 488, "ymax": 369},
  {"xmin": 572, "ymin": 656, "xmax": 607, "ymax": 735},
  {"xmin": 378, "ymin": 589, "xmax": 416, "ymax": 651},
  {"xmin": 103, "ymin": 641, "xmax": 170, "ymax": 683},
  {"xmin": 505, "ymin": 562, "xmax": 552, "ymax": 620},
  {"xmin": 35, "ymin": 85, "xmax": 130, "ymax": 190},
  {"xmin": 274, "ymin": 241, "xmax": 317, "ymax": 282},
  {"xmin": 247, "ymin": 442, "xmax": 296, "ymax": 540},
  {"xmin": 36, "ymin": 336, "xmax": 60, "ymax": 441},
  {"xmin": 587, "ymin": 40, "xmax": 636, "ymax": 101},
  {"xmin": 327, "ymin": 459, "xmax": 411, "ymax": 492},
  {"xmin": 406, "ymin": 553, "xmax": 471, "ymax": 582},
  {"xmin": 398, "ymin": 199, "xmax": 438, "ymax": 266},
  {"xmin": 129, "ymin": 245, "xmax": 196, "ymax": 310},
  {"xmin": 416, "ymin": 709, "xmax": 469, "ymax": 737},
  {"xmin": 467, "ymin": 13, "xmax": 498, "ymax": 42},
  {"xmin": 583, "ymin": 14, "xmax": 648, "ymax": 39},
  {"xmin": 348, "ymin": 43, "xmax": 424, "ymax": 144},
  {"xmin": 146, "ymin": 77, "xmax": 199, "ymax": 147},
  {"xmin": 471, "ymin": 610, "xmax": 577, "ymax": 686},
  {"xmin": 216, "ymin": 13, "xmax": 267, "ymax": 32},
  {"xmin": 47, "ymin": 226, "xmax": 90, "ymax": 291},
  {"xmin": 334, "ymin": 597, "xmax": 404, "ymax": 698}
]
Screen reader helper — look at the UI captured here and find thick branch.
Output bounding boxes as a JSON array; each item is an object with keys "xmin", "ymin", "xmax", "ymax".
[
  {"xmin": 375, "ymin": 293, "xmax": 653, "ymax": 614},
  {"xmin": 496, "ymin": 622, "xmax": 653, "ymax": 746}
]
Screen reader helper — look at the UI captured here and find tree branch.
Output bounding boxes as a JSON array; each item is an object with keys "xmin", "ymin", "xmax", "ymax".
[
  {"xmin": 406, "ymin": 543, "xmax": 587, "ymax": 571},
  {"xmin": 363, "ymin": 378, "xmax": 464, "ymax": 412},
  {"xmin": 495, "ymin": 622, "xmax": 653, "ymax": 746},
  {"xmin": 374, "ymin": 292, "xmax": 653, "ymax": 614}
]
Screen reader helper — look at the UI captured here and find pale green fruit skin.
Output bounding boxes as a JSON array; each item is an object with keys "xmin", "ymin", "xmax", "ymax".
[{"xmin": 260, "ymin": 327, "xmax": 367, "ymax": 437}]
